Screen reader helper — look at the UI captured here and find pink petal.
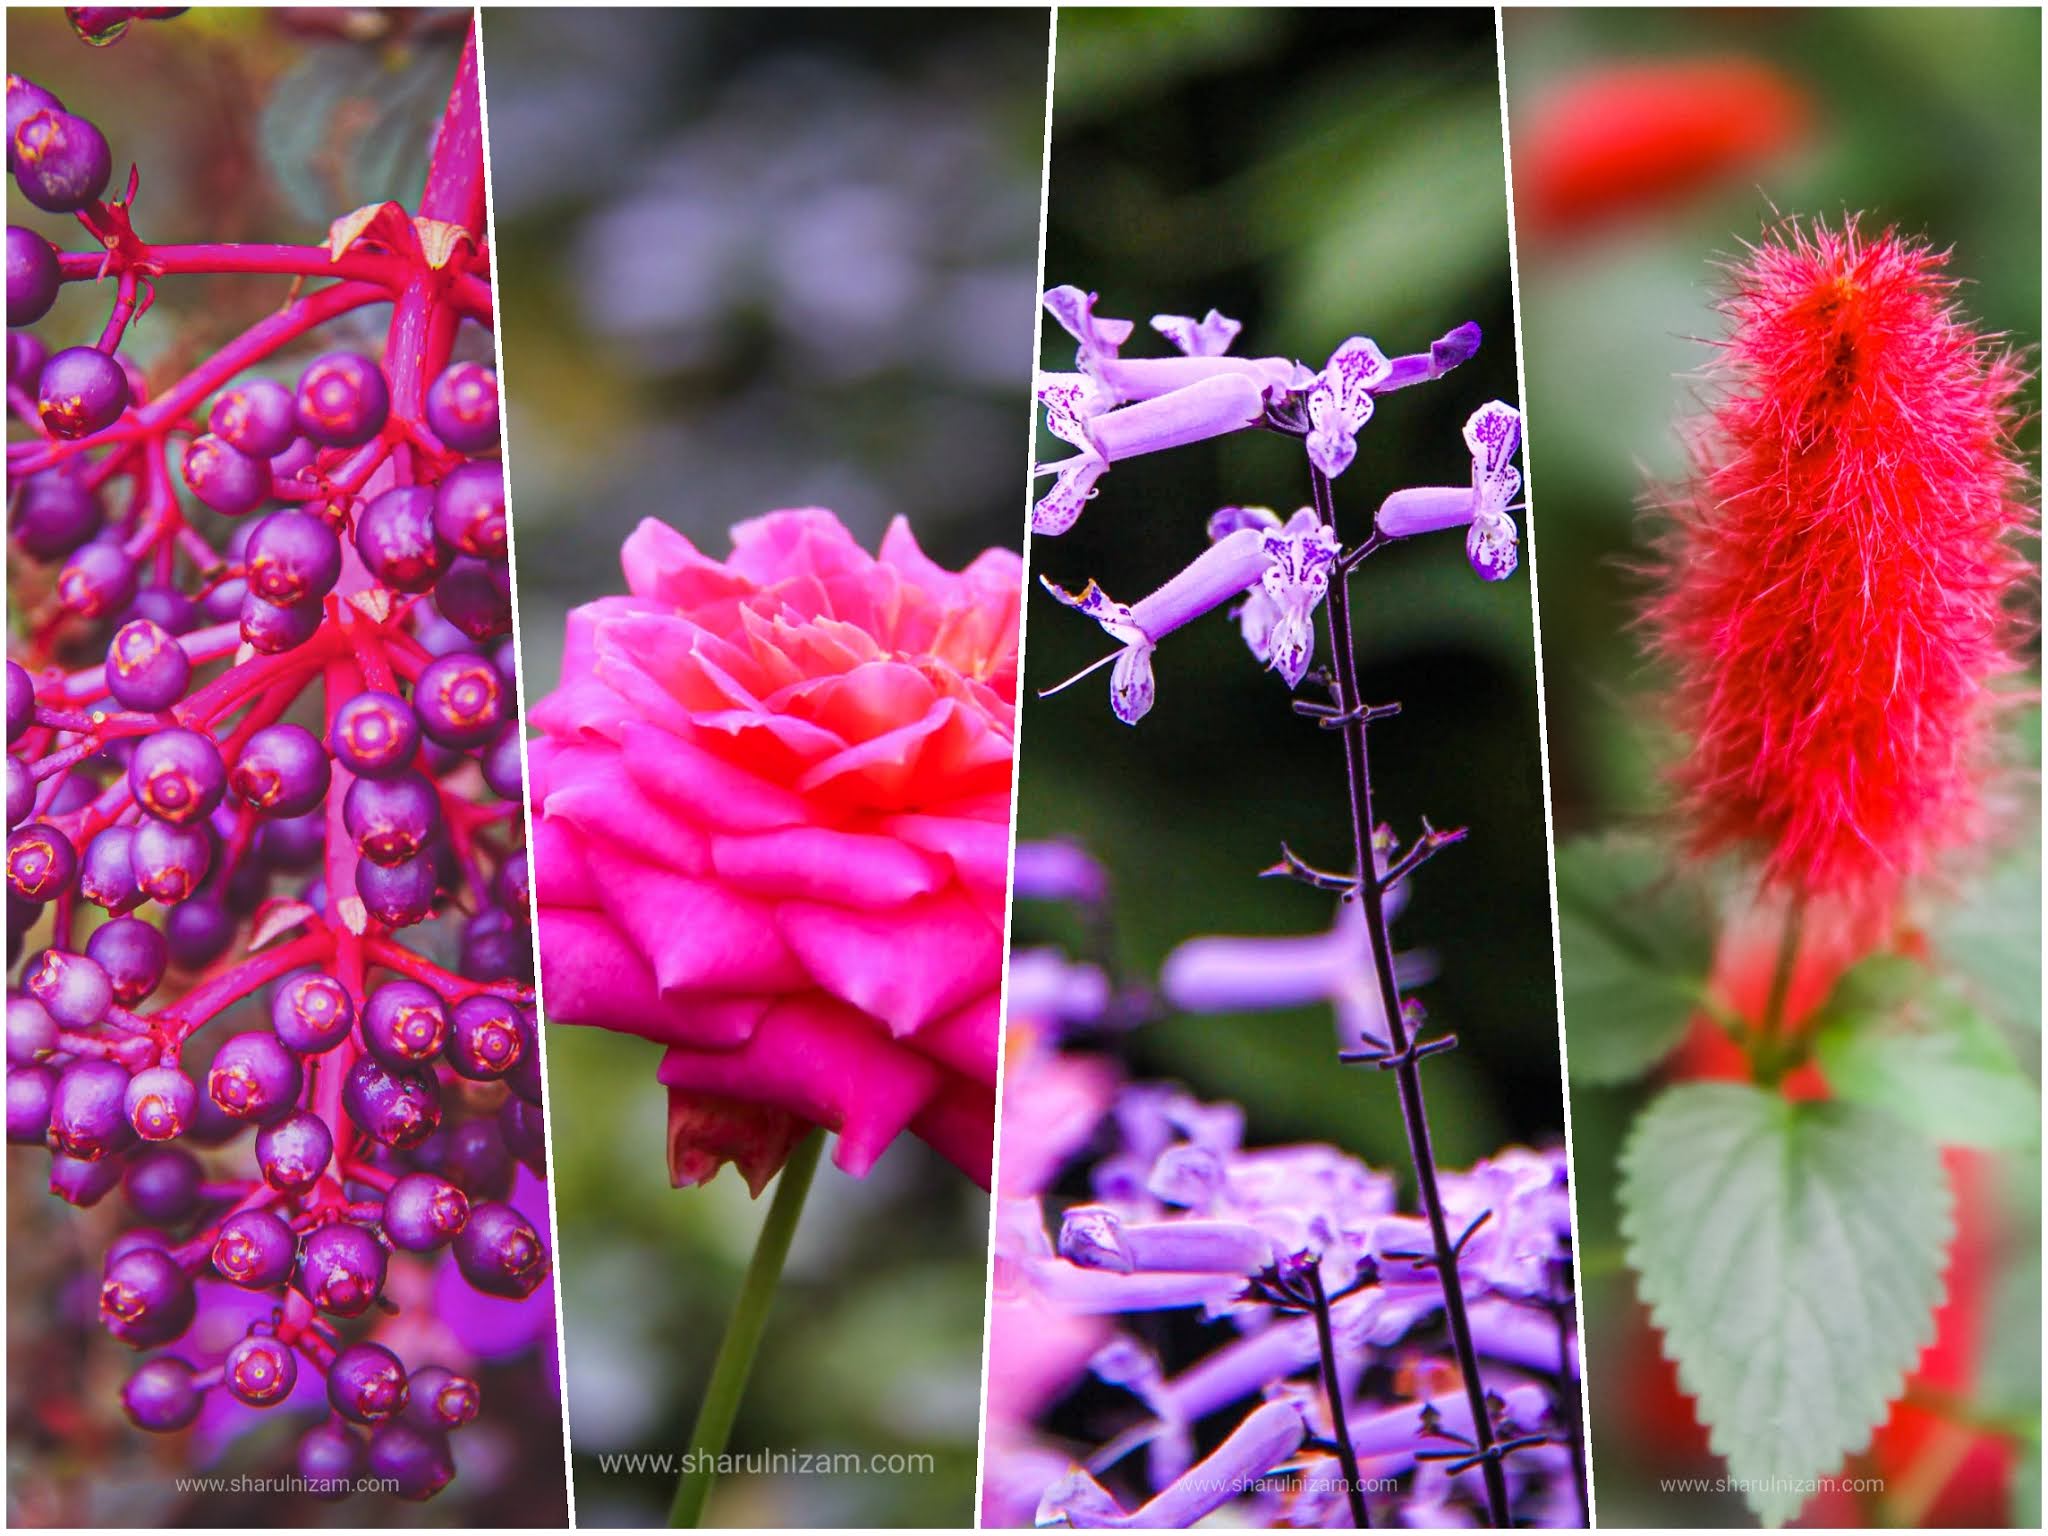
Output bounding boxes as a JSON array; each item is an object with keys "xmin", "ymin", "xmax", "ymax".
[
  {"xmin": 779, "ymin": 886, "xmax": 1000, "ymax": 1037},
  {"xmin": 579, "ymin": 840, "xmax": 808, "ymax": 998},
  {"xmin": 536, "ymin": 909, "xmax": 763, "ymax": 1047},
  {"xmin": 710, "ymin": 826, "xmax": 948, "ymax": 907},
  {"xmin": 620, "ymin": 720, "xmax": 808, "ymax": 832}
]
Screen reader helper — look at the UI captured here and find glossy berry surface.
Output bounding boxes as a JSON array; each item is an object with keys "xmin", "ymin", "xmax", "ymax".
[
  {"xmin": 211, "ymin": 1208, "xmax": 297, "ymax": 1289},
  {"xmin": 180, "ymin": 432, "xmax": 270, "ymax": 516},
  {"xmin": 453, "ymin": 1200, "xmax": 549, "ymax": 1299},
  {"xmin": 12, "ymin": 106, "xmax": 111, "ymax": 211},
  {"xmin": 341, "ymin": 1056, "xmax": 441, "ymax": 1148},
  {"xmin": 268, "ymin": 968, "xmax": 353, "ymax": 1053},
  {"xmin": 99, "ymin": 1245, "xmax": 195, "ymax": 1346},
  {"xmin": 294, "ymin": 350, "xmax": 389, "ymax": 447},
  {"xmin": 207, "ymin": 377, "xmax": 296, "ymax": 457},
  {"xmin": 327, "ymin": 1340, "xmax": 408, "ymax": 1424},
  {"xmin": 254, "ymin": 1108, "xmax": 332, "ymax": 1192},
  {"xmin": 122, "ymin": 1063, "xmax": 194, "ymax": 1141},
  {"xmin": 224, "ymin": 1332, "xmax": 297, "ymax": 1407},
  {"xmin": 122, "ymin": 1356, "xmax": 202, "ymax": 1432},
  {"xmin": 228, "ymin": 722, "xmax": 330, "ymax": 817},
  {"xmin": 383, "ymin": 1170, "xmax": 469, "ymax": 1252},
  {"xmin": 361, "ymin": 979, "xmax": 448, "ymax": 1068},
  {"xmin": 413, "ymin": 652, "xmax": 507, "ymax": 749},
  {"xmin": 243, "ymin": 511, "xmax": 342, "ymax": 608},
  {"xmin": 432, "ymin": 457, "xmax": 506, "ymax": 558},
  {"xmin": 7, "ymin": 223, "xmax": 61, "ymax": 325},
  {"xmin": 342, "ymin": 771, "xmax": 441, "ymax": 866},
  {"xmin": 328, "ymin": 689, "xmax": 420, "ymax": 778},
  {"xmin": 103, "ymin": 618, "xmax": 189, "ymax": 711},
  {"xmin": 369, "ymin": 1420, "xmax": 456, "ymax": 1501},
  {"xmin": 354, "ymin": 486, "xmax": 449, "ymax": 593},
  {"xmin": 424, "ymin": 359, "xmax": 498, "ymax": 452},
  {"xmin": 36, "ymin": 344, "xmax": 128, "ymax": 437},
  {"xmin": 128, "ymin": 726, "xmax": 227, "ymax": 826},
  {"xmin": 49, "ymin": 1057, "xmax": 133, "ymax": 1159},
  {"xmin": 205, "ymin": 1030, "xmax": 303, "ymax": 1124}
]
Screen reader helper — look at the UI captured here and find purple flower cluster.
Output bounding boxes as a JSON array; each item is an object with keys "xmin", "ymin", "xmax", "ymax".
[{"xmin": 989, "ymin": 846, "xmax": 1581, "ymax": 1528}]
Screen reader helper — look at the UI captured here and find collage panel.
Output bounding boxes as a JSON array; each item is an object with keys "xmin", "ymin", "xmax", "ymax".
[
  {"xmin": 5, "ymin": 5, "xmax": 561, "ymax": 1526},
  {"xmin": 986, "ymin": 8, "xmax": 1583, "ymax": 1531},
  {"xmin": 1510, "ymin": 5, "xmax": 2042, "ymax": 1529},
  {"xmin": 485, "ymin": 7, "xmax": 1049, "ymax": 1527}
]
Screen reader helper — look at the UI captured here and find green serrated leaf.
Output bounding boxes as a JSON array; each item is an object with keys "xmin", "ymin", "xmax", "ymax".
[
  {"xmin": 1555, "ymin": 833, "xmax": 1715, "ymax": 1084},
  {"xmin": 1815, "ymin": 957, "xmax": 2040, "ymax": 1150},
  {"xmin": 1620, "ymin": 1082, "xmax": 1952, "ymax": 1526}
]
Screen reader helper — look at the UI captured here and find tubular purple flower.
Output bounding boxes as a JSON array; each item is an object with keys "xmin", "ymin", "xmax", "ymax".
[
  {"xmin": 1058, "ymin": 1206, "xmax": 1276, "ymax": 1275},
  {"xmin": 1012, "ymin": 840, "xmax": 1110, "ymax": 904},
  {"xmin": 1036, "ymin": 1399, "xmax": 1309, "ymax": 1529},
  {"xmin": 1008, "ymin": 948, "xmax": 1112, "ymax": 1025},
  {"xmin": 1375, "ymin": 399, "xmax": 1525, "ymax": 581},
  {"xmin": 1091, "ymin": 353, "xmax": 1301, "ymax": 406},
  {"xmin": 1044, "ymin": 285, "xmax": 1134, "ymax": 375},
  {"xmin": 1091, "ymin": 373, "xmax": 1267, "ymax": 461},
  {"xmin": 1371, "ymin": 319, "xmax": 1483, "ymax": 394}
]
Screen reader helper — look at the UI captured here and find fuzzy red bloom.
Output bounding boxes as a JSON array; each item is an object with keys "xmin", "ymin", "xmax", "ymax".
[{"xmin": 1647, "ymin": 219, "xmax": 2034, "ymax": 902}]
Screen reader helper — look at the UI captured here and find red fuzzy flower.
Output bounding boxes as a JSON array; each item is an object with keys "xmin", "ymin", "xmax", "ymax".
[{"xmin": 1647, "ymin": 219, "xmax": 2033, "ymax": 903}]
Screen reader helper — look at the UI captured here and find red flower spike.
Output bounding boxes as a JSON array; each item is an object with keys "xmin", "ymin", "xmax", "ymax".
[{"xmin": 1647, "ymin": 218, "xmax": 2035, "ymax": 907}]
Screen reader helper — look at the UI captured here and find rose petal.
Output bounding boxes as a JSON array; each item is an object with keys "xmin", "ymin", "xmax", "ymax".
[
  {"xmin": 619, "ymin": 720, "xmax": 808, "ymax": 832},
  {"xmin": 537, "ymin": 909, "xmax": 764, "ymax": 1047},
  {"xmin": 779, "ymin": 887, "xmax": 1000, "ymax": 1037},
  {"xmin": 912, "ymin": 1078, "xmax": 995, "ymax": 1189},
  {"xmin": 579, "ymin": 839, "xmax": 807, "ymax": 998},
  {"xmin": 710, "ymin": 826, "xmax": 948, "ymax": 907}
]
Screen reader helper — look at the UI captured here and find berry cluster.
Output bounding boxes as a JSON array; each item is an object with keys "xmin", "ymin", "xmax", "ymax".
[{"xmin": 6, "ymin": 26, "xmax": 543, "ymax": 1505}]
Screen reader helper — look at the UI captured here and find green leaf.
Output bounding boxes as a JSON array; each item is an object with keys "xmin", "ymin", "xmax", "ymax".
[
  {"xmin": 1555, "ymin": 834, "xmax": 1714, "ymax": 1084},
  {"xmin": 1815, "ymin": 957, "xmax": 2040, "ymax": 1150},
  {"xmin": 1620, "ymin": 1082, "xmax": 1952, "ymax": 1526},
  {"xmin": 1929, "ymin": 839, "xmax": 2042, "ymax": 1036}
]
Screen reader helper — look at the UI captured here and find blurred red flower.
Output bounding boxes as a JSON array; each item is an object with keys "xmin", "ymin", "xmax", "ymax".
[{"xmin": 1514, "ymin": 58, "xmax": 1812, "ymax": 245}]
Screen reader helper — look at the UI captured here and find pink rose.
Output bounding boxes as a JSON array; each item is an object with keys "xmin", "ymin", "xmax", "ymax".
[{"xmin": 530, "ymin": 509, "xmax": 1019, "ymax": 1194}]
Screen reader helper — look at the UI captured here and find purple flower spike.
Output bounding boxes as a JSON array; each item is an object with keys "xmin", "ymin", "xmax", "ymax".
[
  {"xmin": 1151, "ymin": 308, "xmax": 1243, "ymax": 357},
  {"xmin": 1036, "ymin": 1399, "xmax": 1308, "ymax": 1529},
  {"xmin": 1012, "ymin": 839, "xmax": 1109, "ymax": 904},
  {"xmin": 1372, "ymin": 319, "xmax": 1485, "ymax": 394},
  {"xmin": 1304, "ymin": 336, "xmax": 1392, "ymax": 480},
  {"xmin": 1058, "ymin": 1206, "xmax": 1275, "ymax": 1275},
  {"xmin": 1091, "ymin": 373, "xmax": 1265, "ymax": 463}
]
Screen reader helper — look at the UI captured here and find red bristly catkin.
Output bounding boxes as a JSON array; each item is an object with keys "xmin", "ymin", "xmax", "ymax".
[{"xmin": 1648, "ymin": 218, "xmax": 2034, "ymax": 905}]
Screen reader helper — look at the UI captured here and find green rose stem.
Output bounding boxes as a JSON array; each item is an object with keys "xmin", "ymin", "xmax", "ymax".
[{"xmin": 668, "ymin": 1129, "xmax": 827, "ymax": 1528}]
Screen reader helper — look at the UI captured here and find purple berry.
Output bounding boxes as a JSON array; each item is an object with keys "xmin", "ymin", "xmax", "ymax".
[
  {"xmin": 299, "ymin": 1220, "xmax": 387, "ymax": 1317},
  {"xmin": 121, "ymin": 582, "xmax": 200, "ymax": 637},
  {"xmin": 269, "ymin": 968, "xmax": 354, "ymax": 1054},
  {"xmin": 297, "ymin": 1420, "xmax": 365, "ymax": 1497},
  {"xmin": 5, "ymin": 75, "xmax": 64, "ymax": 173},
  {"xmin": 442, "ymin": 1117, "xmax": 515, "ymax": 1202},
  {"xmin": 122, "ymin": 1356, "xmax": 202, "ymax": 1432},
  {"xmin": 254, "ymin": 807, "xmax": 324, "ymax": 870},
  {"xmin": 7, "ymin": 224, "xmax": 61, "ymax": 326},
  {"xmin": 445, "ymin": 993, "xmax": 523, "ymax": 1082},
  {"xmin": 244, "ymin": 510, "xmax": 342, "ymax": 608},
  {"xmin": 432, "ymin": 556, "xmax": 512, "ymax": 641},
  {"xmin": 4, "ymin": 755, "xmax": 29, "ymax": 829},
  {"xmin": 432, "ymin": 458, "xmax": 505, "ymax": 560},
  {"xmin": 26, "ymin": 949, "xmax": 112, "ymax": 1026},
  {"xmin": 382, "ymin": 1171, "xmax": 468, "ymax": 1253},
  {"xmin": 342, "ymin": 770, "xmax": 440, "ymax": 865},
  {"xmin": 228, "ymin": 722, "xmax": 329, "ymax": 817},
  {"xmin": 122, "ymin": 1144, "xmax": 201, "ymax": 1221},
  {"xmin": 7, "ymin": 994, "xmax": 57, "ymax": 1062},
  {"xmin": 87, "ymin": 915, "xmax": 167, "ymax": 1001},
  {"xmin": 500, "ymin": 1094, "xmax": 546, "ymax": 1172},
  {"xmin": 8, "ymin": 329, "xmax": 47, "ymax": 389},
  {"xmin": 412, "ymin": 652, "xmax": 507, "ymax": 750},
  {"xmin": 294, "ymin": 351, "xmax": 388, "ymax": 447},
  {"xmin": 8, "ymin": 821, "xmax": 77, "ymax": 903},
  {"xmin": 105, "ymin": 618, "xmax": 190, "ymax": 712},
  {"xmin": 223, "ymin": 1331, "xmax": 297, "ymax": 1407},
  {"xmin": 12, "ymin": 468, "xmax": 102, "ymax": 560},
  {"xmin": 36, "ymin": 344, "xmax": 128, "ymax": 438},
  {"xmin": 328, "ymin": 689, "xmax": 420, "ymax": 778},
  {"xmin": 459, "ymin": 905, "xmax": 528, "ymax": 983},
  {"xmin": 238, "ymin": 589, "xmax": 322, "ymax": 654},
  {"xmin": 8, "ymin": 1063, "xmax": 54, "ymax": 1142},
  {"xmin": 99, "ymin": 1245, "xmax": 196, "ymax": 1347},
  {"xmin": 341, "ymin": 1056, "xmax": 440, "ymax": 1149},
  {"xmin": 13, "ymin": 108, "xmax": 112, "ymax": 213},
  {"xmin": 255, "ymin": 1108, "xmax": 332, "ymax": 1193},
  {"xmin": 354, "ymin": 486, "xmax": 449, "ymax": 593},
  {"xmin": 482, "ymin": 722, "xmax": 524, "ymax": 801},
  {"xmin": 122, "ymin": 1063, "xmax": 195, "ymax": 1141},
  {"xmin": 205, "ymin": 1031, "xmax": 302, "ymax": 1125},
  {"xmin": 207, "ymin": 378, "xmax": 296, "ymax": 458},
  {"xmin": 368, "ymin": 1420, "xmax": 455, "ymax": 1501},
  {"xmin": 180, "ymin": 432, "xmax": 269, "ymax": 516},
  {"xmin": 7, "ymin": 660, "xmax": 32, "ymax": 741},
  {"xmin": 51, "ymin": 1149, "xmax": 124, "ymax": 1205},
  {"xmin": 55, "ymin": 539, "xmax": 138, "ymax": 618},
  {"xmin": 327, "ymin": 1340, "xmax": 408, "ymax": 1424},
  {"xmin": 162, "ymin": 893, "xmax": 235, "ymax": 969},
  {"xmin": 128, "ymin": 726, "xmax": 227, "ymax": 827},
  {"xmin": 50, "ymin": 1058, "xmax": 134, "ymax": 1160},
  {"xmin": 361, "ymin": 979, "xmax": 447, "ymax": 1068},
  {"xmin": 355, "ymin": 852, "xmax": 439, "ymax": 928},
  {"xmin": 404, "ymin": 1363, "xmax": 480, "ymax": 1431},
  {"xmin": 424, "ymin": 360, "xmax": 498, "ymax": 453},
  {"xmin": 212, "ymin": 1208, "xmax": 296, "ymax": 1288},
  {"xmin": 130, "ymin": 817, "xmax": 212, "ymax": 903},
  {"xmin": 453, "ymin": 1200, "xmax": 549, "ymax": 1300}
]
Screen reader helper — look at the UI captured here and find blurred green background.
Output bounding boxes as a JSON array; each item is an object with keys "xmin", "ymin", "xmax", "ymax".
[
  {"xmin": 1020, "ymin": 6, "xmax": 1566, "ymax": 1180},
  {"xmin": 1504, "ymin": 7, "xmax": 2041, "ymax": 1526},
  {"xmin": 481, "ymin": 8, "xmax": 1049, "ymax": 1525}
]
